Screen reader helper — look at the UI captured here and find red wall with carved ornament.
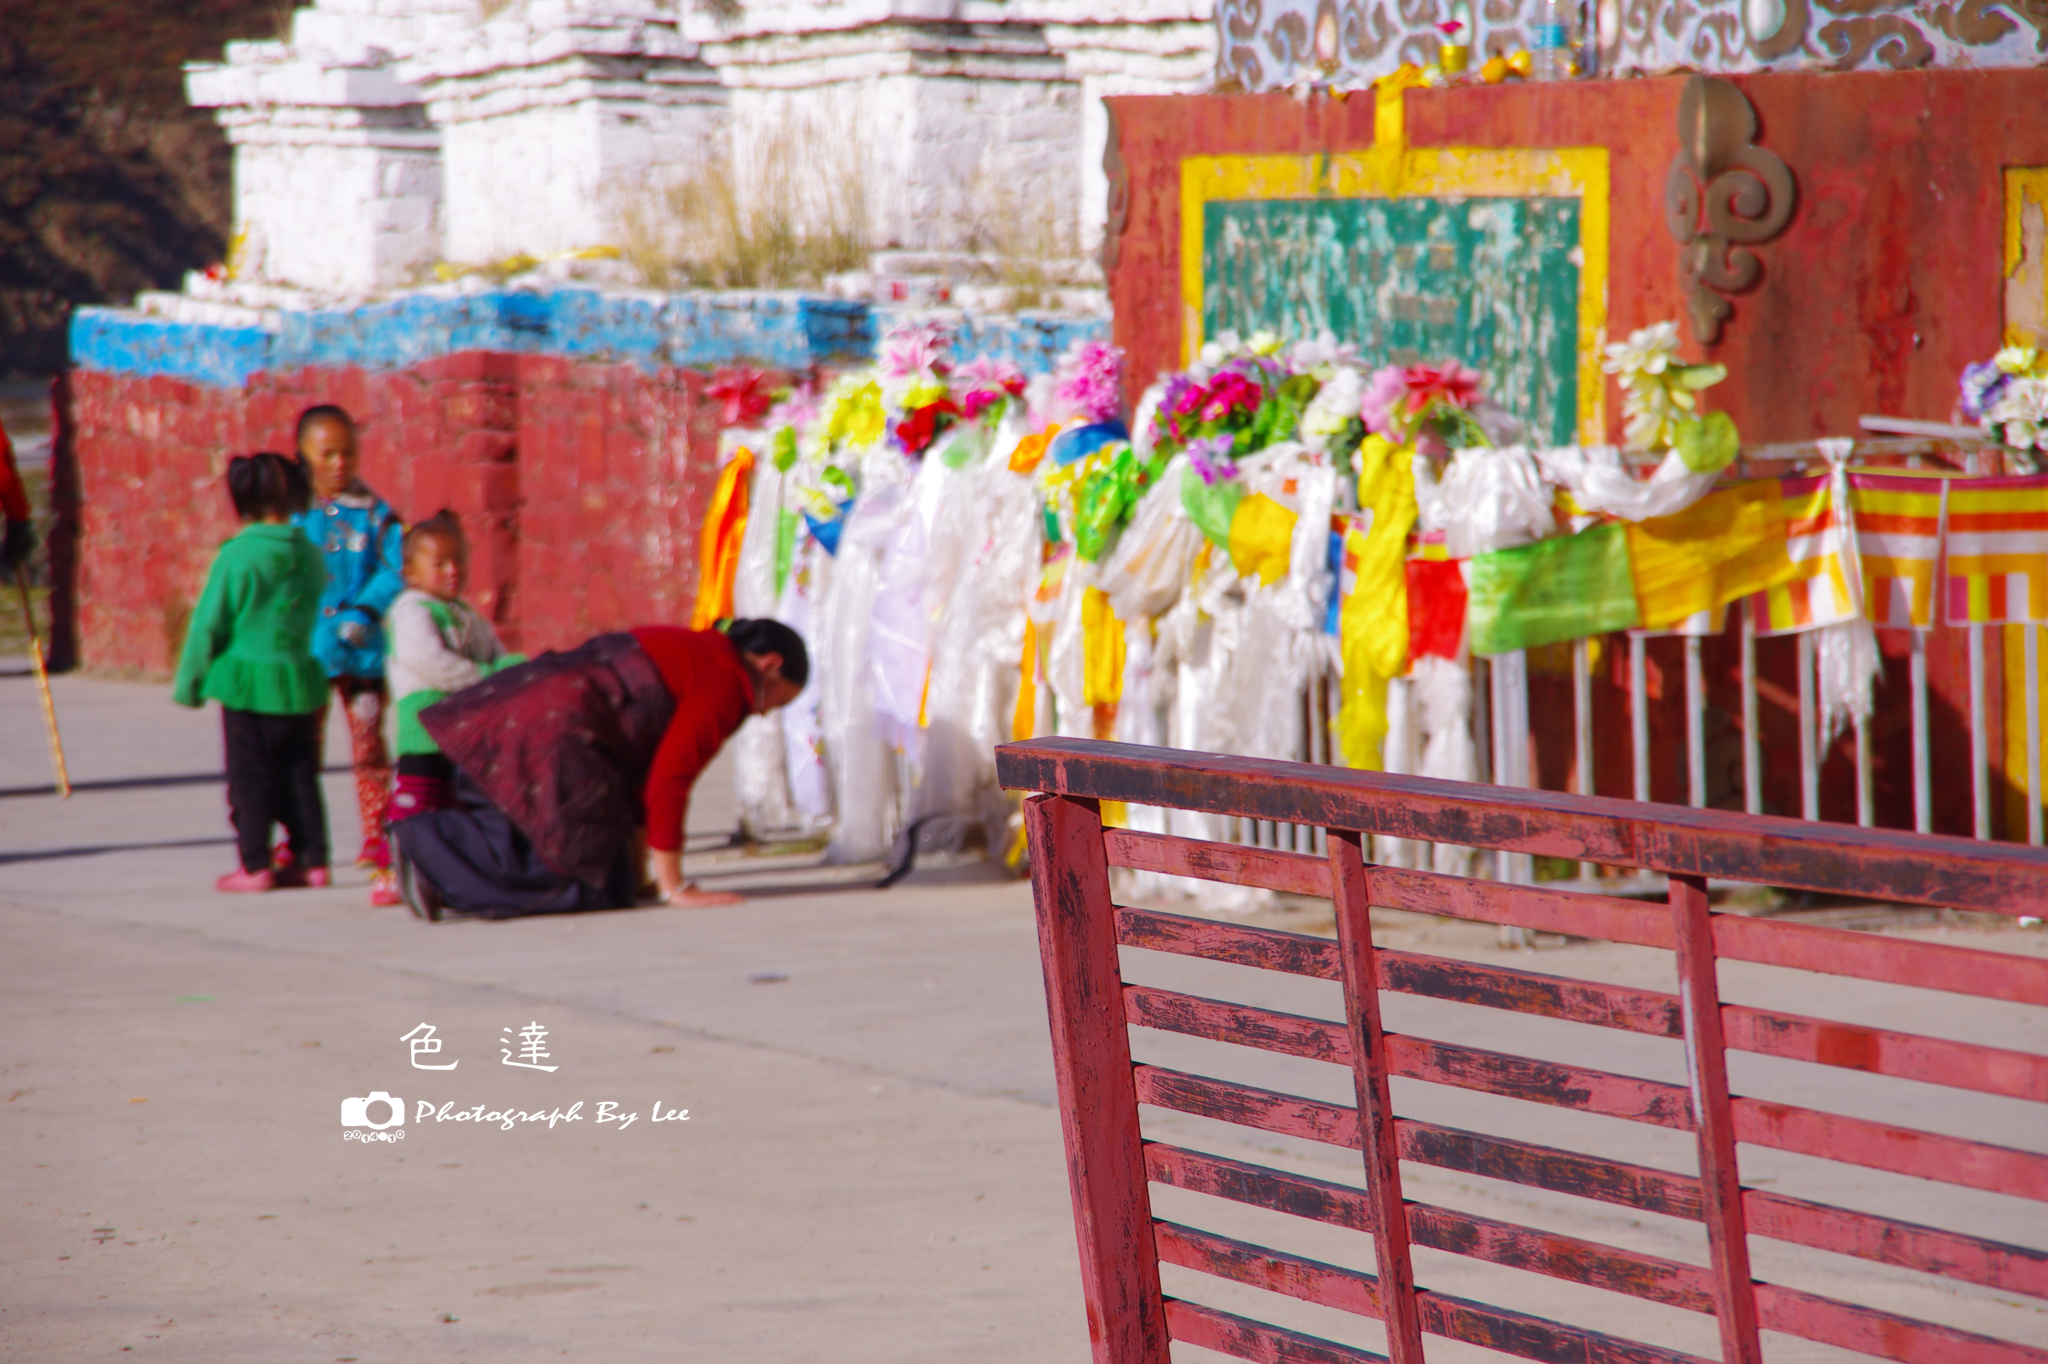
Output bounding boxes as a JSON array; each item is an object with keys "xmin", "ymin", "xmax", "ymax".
[{"xmin": 1104, "ymin": 69, "xmax": 2048, "ymax": 837}]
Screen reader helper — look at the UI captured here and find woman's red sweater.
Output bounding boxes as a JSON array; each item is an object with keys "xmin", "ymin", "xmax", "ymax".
[{"xmin": 630, "ymin": 626, "xmax": 756, "ymax": 854}]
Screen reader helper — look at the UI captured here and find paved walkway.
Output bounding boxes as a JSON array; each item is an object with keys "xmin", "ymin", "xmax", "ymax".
[{"xmin": 4, "ymin": 673, "xmax": 2045, "ymax": 1363}]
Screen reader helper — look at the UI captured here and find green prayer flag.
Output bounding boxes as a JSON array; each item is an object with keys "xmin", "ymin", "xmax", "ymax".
[{"xmin": 1466, "ymin": 521, "xmax": 1640, "ymax": 657}]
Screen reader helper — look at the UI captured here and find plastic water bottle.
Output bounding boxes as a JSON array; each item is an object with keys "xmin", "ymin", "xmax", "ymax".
[{"xmin": 1531, "ymin": 0, "xmax": 1576, "ymax": 79}]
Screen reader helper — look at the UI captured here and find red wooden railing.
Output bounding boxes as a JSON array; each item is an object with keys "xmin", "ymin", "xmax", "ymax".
[{"xmin": 998, "ymin": 737, "xmax": 2048, "ymax": 1364}]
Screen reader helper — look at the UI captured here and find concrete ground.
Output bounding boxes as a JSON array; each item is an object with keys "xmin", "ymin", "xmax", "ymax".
[{"xmin": 3, "ymin": 671, "xmax": 2045, "ymax": 1363}]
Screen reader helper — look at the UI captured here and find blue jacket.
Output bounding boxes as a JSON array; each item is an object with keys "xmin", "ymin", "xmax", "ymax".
[{"xmin": 293, "ymin": 481, "xmax": 405, "ymax": 680}]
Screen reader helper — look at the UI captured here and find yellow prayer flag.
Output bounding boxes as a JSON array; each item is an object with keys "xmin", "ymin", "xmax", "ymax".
[
  {"xmin": 1227, "ymin": 493, "xmax": 1298, "ymax": 585},
  {"xmin": 1336, "ymin": 436, "xmax": 1417, "ymax": 770},
  {"xmin": 1626, "ymin": 480, "xmax": 1799, "ymax": 632}
]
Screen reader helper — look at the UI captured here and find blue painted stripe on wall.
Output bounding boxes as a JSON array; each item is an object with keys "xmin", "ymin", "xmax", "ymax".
[{"xmin": 70, "ymin": 286, "xmax": 1108, "ymax": 387}]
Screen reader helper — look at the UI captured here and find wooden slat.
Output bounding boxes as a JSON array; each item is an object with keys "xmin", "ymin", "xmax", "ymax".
[
  {"xmin": 1107, "ymin": 827, "xmax": 1332, "ymax": 897},
  {"xmin": 1732, "ymin": 1096, "xmax": 2048, "ymax": 1202},
  {"xmin": 1380, "ymin": 949, "xmax": 1682, "ymax": 1037},
  {"xmin": 1722, "ymin": 1004, "xmax": 2048, "ymax": 1101},
  {"xmin": 1154, "ymin": 1221, "xmax": 1716, "ymax": 1364},
  {"xmin": 1746, "ymin": 1190, "xmax": 2048, "ymax": 1301},
  {"xmin": 1405, "ymin": 1203, "xmax": 1718, "ymax": 1314},
  {"xmin": 996, "ymin": 738, "xmax": 2048, "ymax": 914},
  {"xmin": 1712, "ymin": 912, "xmax": 2048, "ymax": 1007},
  {"xmin": 1368, "ymin": 866, "xmax": 1675, "ymax": 948},
  {"xmin": 1116, "ymin": 905, "xmax": 1341, "ymax": 980},
  {"xmin": 1753, "ymin": 1281, "xmax": 2048, "ymax": 1364},
  {"xmin": 1135, "ymin": 1066, "xmax": 1356, "ymax": 1149},
  {"xmin": 1385, "ymin": 1035, "xmax": 1696, "ymax": 1129},
  {"xmin": 1125, "ymin": 986, "xmax": 1348, "ymax": 1063},
  {"xmin": 1398, "ymin": 1121, "xmax": 1704, "ymax": 1221},
  {"xmin": 1145, "ymin": 1143, "xmax": 1719, "ymax": 1313},
  {"xmin": 1155, "ymin": 1220, "xmax": 1381, "ymax": 1318},
  {"xmin": 1163, "ymin": 1297, "xmax": 1387, "ymax": 1364},
  {"xmin": 1024, "ymin": 794, "xmax": 1170, "ymax": 1364}
]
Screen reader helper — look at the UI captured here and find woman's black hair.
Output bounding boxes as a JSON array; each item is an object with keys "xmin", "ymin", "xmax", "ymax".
[
  {"xmin": 295, "ymin": 404, "xmax": 356, "ymax": 443},
  {"xmin": 722, "ymin": 617, "xmax": 809, "ymax": 688},
  {"xmin": 404, "ymin": 508, "xmax": 467, "ymax": 560},
  {"xmin": 227, "ymin": 452, "xmax": 312, "ymax": 520}
]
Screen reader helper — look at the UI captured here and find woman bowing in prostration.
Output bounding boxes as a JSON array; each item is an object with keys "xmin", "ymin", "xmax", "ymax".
[{"xmin": 390, "ymin": 618, "xmax": 806, "ymax": 920}]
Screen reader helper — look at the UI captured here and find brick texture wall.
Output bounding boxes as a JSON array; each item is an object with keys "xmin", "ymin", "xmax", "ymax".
[{"xmin": 60, "ymin": 350, "xmax": 734, "ymax": 676}]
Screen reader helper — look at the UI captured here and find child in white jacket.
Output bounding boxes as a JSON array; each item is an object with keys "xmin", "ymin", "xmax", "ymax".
[{"xmin": 383, "ymin": 513, "xmax": 511, "ymax": 879}]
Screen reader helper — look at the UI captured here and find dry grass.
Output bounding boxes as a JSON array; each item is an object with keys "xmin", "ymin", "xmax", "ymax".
[
  {"xmin": 612, "ymin": 114, "xmax": 870, "ymax": 291},
  {"xmin": 962, "ymin": 167, "xmax": 1076, "ymax": 311}
]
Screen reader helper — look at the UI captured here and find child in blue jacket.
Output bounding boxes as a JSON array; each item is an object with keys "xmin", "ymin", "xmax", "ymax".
[{"xmin": 293, "ymin": 404, "xmax": 405, "ymax": 878}]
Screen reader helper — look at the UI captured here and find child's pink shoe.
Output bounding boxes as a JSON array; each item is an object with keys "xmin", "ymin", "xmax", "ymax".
[
  {"xmin": 272, "ymin": 841, "xmax": 297, "ymax": 872},
  {"xmin": 368, "ymin": 871, "xmax": 401, "ymax": 907},
  {"xmin": 274, "ymin": 865, "xmax": 331, "ymax": 889},
  {"xmin": 216, "ymin": 868, "xmax": 275, "ymax": 893},
  {"xmin": 356, "ymin": 835, "xmax": 390, "ymax": 871}
]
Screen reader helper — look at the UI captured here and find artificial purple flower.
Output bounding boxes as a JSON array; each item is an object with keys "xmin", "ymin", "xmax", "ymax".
[
  {"xmin": 1961, "ymin": 360, "xmax": 2014, "ymax": 422},
  {"xmin": 1186, "ymin": 434, "xmax": 1239, "ymax": 485},
  {"xmin": 1053, "ymin": 340, "xmax": 1129, "ymax": 425}
]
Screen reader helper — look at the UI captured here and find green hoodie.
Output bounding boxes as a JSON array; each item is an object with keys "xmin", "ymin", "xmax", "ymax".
[{"xmin": 172, "ymin": 523, "xmax": 330, "ymax": 715}]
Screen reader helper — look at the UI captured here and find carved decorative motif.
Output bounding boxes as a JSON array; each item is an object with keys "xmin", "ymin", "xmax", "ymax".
[
  {"xmin": 1662, "ymin": 75, "xmax": 1794, "ymax": 345},
  {"xmin": 1219, "ymin": 0, "xmax": 2046, "ymax": 91},
  {"xmin": 1662, "ymin": 74, "xmax": 1794, "ymax": 342}
]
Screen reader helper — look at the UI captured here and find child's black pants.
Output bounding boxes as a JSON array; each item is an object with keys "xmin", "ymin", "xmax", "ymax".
[{"xmin": 224, "ymin": 708, "xmax": 329, "ymax": 873}]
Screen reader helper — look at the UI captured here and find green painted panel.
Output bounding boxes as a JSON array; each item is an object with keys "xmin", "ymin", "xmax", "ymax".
[{"xmin": 1202, "ymin": 196, "xmax": 1582, "ymax": 446}]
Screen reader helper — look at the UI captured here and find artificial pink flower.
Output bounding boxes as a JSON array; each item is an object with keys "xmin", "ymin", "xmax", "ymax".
[
  {"xmin": 957, "ymin": 354, "xmax": 1026, "ymax": 397},
  {"xmin": 1053, "ymin": 340, "xmax": 1129, "ymax": 425},
  {"xmin": 1199, "ymin": 372, "xmax": 1262, "ymax": 423},
  {"xmin": 1359, "ymin": 365, "xmax": 1408, "ymax": 435},
  {"xmin": 881, "ymin": 323, "xmax": 953, "ymax": 380}
]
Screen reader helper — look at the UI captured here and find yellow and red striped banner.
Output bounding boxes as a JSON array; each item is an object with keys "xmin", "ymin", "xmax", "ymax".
[
  {"xmin": 1848, "ymin": 472, "xmax": 1945, "ymax": 629},
  {"xmin": 1743, "ymin": 472, "xmax": 1858, "ymax": 635},
  {"xmin": 1943, "ymin": 473, "xmax": 2048, "ymax": 625}
]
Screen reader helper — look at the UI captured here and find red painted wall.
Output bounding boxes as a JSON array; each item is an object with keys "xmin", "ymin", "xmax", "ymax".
[
  {"xmin": 62, "ymin": 352, "xmax": 730, "ymax": 676},
  {"xmin": 1104, "ymin": 69, "xmax": 2048, "ymax": 838},
  {"xmin": 1106, "ymin": 69, "xmax": 2048, "ymax": 439}
]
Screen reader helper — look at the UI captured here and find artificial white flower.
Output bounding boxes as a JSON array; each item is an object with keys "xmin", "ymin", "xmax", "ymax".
[
  {"xmin": 1198, "ymin": 330, "xmax": 1244, "ymax": 368},
  {"xmin": 1290, "ymin": 331, "xmax": 1360, "ymax": 380},
  {"xmin": 1300, "ymin": 366, "xmax": 1365, "ymax": 452},
  {"xmin": 1246, "ymin": 329, "xmax": 1285, "ymax": 357},
  {"xmin": 1602, "ymin": 321, "xmax": 1680, "ymax": 379},
  {"xmin": 1990, "ymin": 376, "xmax": 2048, "ymax": 425}
]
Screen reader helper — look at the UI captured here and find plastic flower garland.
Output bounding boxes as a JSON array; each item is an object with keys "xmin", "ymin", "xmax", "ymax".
[
  {"xmin": 1601, "ymin": 321, "xmax": 1738, "ymax": 473},
  {"xmin": 1961, "ymin": 345, "xmax": 2048, "ymax": 468}
]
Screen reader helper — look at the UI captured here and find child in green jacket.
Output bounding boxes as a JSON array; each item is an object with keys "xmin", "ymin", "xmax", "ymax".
[{"xmin": 173, "ymin": 453, "xmax": 333, "ymax": 893}]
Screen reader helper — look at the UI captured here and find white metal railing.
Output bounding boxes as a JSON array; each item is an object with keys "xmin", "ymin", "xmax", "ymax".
[{"xmin": 1223, "ymin": 436, "xmax": 2040, "ymax": 882}]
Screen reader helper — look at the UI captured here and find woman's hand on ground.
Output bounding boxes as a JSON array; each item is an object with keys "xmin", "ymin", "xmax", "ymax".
[{"xmin": 662, "ymin": 882, "xmax": 743, "ymax": 909}]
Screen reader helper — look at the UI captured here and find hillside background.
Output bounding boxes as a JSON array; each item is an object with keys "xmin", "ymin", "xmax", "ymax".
[{"xmin": 0, "ymin": 0, "xmax": 277, "ymax": 376}]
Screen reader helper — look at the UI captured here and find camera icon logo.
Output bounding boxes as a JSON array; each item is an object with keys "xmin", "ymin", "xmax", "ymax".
[{"xmin": 340, "ymin": 1092, "xmax": 405, "ymax": 1129}]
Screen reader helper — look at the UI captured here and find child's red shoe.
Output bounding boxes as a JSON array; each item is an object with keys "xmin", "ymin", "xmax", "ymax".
[
  {"xmin": 274, "ymin": 865, "xmax": 331, "ymax": 889},
  {"xmin": 368, "ymin": 871, "xmax": 401, "ymax": 907},
  {"xmin": 216, "ymin": 868, "xmax": 275, "ymax": 893},
  {"xmin": 356, "ymin": 835, "xmax": 390, "ymax": 871}
]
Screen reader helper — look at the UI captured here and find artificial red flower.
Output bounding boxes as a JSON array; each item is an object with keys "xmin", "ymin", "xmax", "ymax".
[
  {"xmin": 1402, "ymin": 362, "xmax": 1481, "ymax": 415},
  {"xmin": 895, "ymin": 399, "xmax": 962, "ymax": 455},
  {"xmin": 708, "ymin": 367, "xmax": 773, "ymax": 426}
]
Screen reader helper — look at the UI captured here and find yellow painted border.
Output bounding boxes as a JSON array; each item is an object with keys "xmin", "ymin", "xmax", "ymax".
[
  {"xmin": 2005, "ymin": 167, "xmax": 2048, "ymax": 349},
  {"xmin": 1181, "ymin": 80, "xmax": 1610, "ymax": 444},
  {"xmin": 2000, "ymin": 169, "xmax": 2048, "ymax": 838}
]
